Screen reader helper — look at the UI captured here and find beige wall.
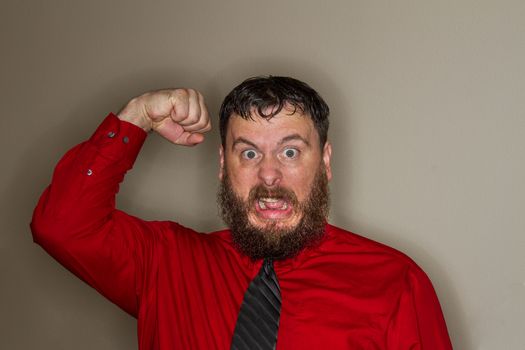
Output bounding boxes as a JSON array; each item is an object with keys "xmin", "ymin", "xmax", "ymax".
[{"xmin": 1, "ymin": 0, "xmax": 524, "ymax": 348}]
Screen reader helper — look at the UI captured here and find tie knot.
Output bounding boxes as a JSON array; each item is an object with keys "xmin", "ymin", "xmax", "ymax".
[{"xmin": 263, "ymin": 259, "xmax": 274, "ymax": 276}]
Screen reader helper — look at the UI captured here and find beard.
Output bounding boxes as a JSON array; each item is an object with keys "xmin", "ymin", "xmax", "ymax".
[{"xmin": 218, "ymin": 166, "xmax": 330, "ymax": 261}]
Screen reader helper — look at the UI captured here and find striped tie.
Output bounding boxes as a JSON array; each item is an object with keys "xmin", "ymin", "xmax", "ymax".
[{"xmin": 231, "ymin": 259, "xmax": 281, "ymax": 350}]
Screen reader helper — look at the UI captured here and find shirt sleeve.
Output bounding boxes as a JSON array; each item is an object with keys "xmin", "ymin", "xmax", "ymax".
[
  {"xmin": 31, "ymin": 113, "xmax": 158, "ymax": 317},
  {"xmin": 386, "ymin": 263, "xmax": 453, "ymax": 349}
]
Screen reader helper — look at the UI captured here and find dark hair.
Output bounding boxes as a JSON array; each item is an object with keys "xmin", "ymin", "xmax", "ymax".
[{"xmin": 219, "ymin": 76, "xmax": 330, "ymax": 148}]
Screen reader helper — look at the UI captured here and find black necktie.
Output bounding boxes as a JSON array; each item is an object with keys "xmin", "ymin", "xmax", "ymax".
[{"xmin": 231, "ymin": 259, "xmax": 281, "ymax": 350}]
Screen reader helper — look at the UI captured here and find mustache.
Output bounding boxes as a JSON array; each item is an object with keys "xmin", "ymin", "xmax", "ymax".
[{"xmin": 248, "ymin": 185, "xmax": 299, "ymax": 207}]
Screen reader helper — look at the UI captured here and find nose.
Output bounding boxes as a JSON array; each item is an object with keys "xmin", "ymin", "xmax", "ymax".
[{"xmin": 257, "ymin": 156, "xmax": 282, "ymax": 187}]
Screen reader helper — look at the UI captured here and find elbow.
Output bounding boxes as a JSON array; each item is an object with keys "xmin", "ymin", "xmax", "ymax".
[
  {"xmin": 30, "ymin": 189, "xmax": 68, "ymax": 249},
  {"xmin": 30, "ymin": 204, "xmax": 59, "ymax": 248}
]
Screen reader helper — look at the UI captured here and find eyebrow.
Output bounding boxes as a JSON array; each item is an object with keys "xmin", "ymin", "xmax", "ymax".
[
  {"xmin": 279, "ymin": 134, "xmax": 311, "ymax": 147},
  {"xmin": 231, "ymin": 134, "xmax": 310, "ymax": 151},
  {"xmin": 231, "ymin": 137, "xmax": 259, "ymax": 151}
]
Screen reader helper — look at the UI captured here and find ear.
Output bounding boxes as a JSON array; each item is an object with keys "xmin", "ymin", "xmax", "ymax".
[
  {"xmin": 219, "ymin": 145, "xmax": 225, "ymax": 180},
  {"xmin": 322, "ymin": 141, "xmax": 332, "ymax": 181}
]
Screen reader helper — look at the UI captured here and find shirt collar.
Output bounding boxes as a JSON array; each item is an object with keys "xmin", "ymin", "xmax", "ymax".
[{"xmin": 240, "ymin": 223, "xmax": 332, "ymax": 274}]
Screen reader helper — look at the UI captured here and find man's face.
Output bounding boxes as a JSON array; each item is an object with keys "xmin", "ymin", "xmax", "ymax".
[{"xmin": 218, "ymin": 107, "xmax": 332, "ymax": 259}]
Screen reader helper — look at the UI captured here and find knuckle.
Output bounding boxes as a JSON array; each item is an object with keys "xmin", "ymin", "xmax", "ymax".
[
  {"xmin": 202, "ymin": 120, "xmax": 212, "ymax": 131},
  {"xmin": 174, "ymin": 88, "xmax": 189, "ymax": 99},
  {"xmin": 192, "ymin": 119, "xmax": 206, "ymax": 130},
  {"xmin": 187, "ymin": 111, "xmax": 199, "ymax": 122}
]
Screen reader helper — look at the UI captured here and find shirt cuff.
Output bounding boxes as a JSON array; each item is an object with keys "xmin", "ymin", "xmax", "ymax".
[{"xmin": 88, "ymin": 113, "xmax": 147, "ymax": 169}]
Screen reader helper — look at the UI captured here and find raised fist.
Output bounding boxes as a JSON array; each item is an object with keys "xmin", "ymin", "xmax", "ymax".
[{"xmin": 117, "ymin": 88, "xmax": 211, "ymax": 146}]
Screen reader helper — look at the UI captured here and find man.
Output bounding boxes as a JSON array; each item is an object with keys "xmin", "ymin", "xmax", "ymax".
[{"xmin": 31, "ymin": 76, "xmax": 452, "ymax": 349}]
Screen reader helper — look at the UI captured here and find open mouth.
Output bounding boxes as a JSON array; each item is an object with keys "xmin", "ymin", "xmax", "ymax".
[
  {"xmin": 258, "ymin": 197, "xmax": 288, "ymax": 210},
  {"xmin": 254, "ymin": 197, "xmax": 293, "ymax": 220}
]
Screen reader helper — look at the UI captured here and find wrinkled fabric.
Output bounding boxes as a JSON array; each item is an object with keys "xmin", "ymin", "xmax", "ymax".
[{"xmin": 31, "ymin": 114, "xmax": 453, "ymax": 350}]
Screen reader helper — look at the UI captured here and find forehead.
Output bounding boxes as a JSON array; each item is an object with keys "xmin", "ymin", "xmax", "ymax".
[{"xmin": 226, "ymin": 109, "xmax": 318, "ymax": 147}]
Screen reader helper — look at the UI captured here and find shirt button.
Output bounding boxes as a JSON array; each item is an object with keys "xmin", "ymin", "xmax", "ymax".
[
  {"xmin": 107, "ymin": 131, "xmax": 116, "ymax": 138},
  {"xmin": 123, "ymin": 136, "xmax": 129, "ymax": 144},
  {"xmin": 87, "ymin": 169, "xmax": 93, "ymax": 176}
]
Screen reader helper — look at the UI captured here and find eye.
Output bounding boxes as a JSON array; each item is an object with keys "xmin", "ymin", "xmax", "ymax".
[
  {"xmin": 283, "ymin": 148, "xmax": 299, "ymax": 159},
  {"xmin": 242, "ymin": 149, "xmax": 258, "ymax": 160}
]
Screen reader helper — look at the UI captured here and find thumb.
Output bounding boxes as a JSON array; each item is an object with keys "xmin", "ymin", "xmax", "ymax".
[
  {"xmin": 185, "ymin": 132, "xmax": 205, "ymax": 145},
  {"xmin": 173, "ymin": 131, "xmax": 205, "ymax": 146},
  {"xmin": 152, "ymin": 117, "xmax": 206, "ymax": 146},
  {"xmin": 153, "ymin": 119, "xmax": 185, "ymax": 144}
]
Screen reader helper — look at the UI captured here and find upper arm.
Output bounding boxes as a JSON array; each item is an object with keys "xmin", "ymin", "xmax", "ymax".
[{"xmin": 386, "ymin": 264, "xmax": 453, "ymax": 349}]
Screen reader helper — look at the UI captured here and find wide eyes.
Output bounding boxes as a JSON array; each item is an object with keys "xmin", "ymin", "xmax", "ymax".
[
  {"xmin": 240, "ymin": 148, "xmax": 299, "ymax": 161},
  {"xmin": 283, "ymin": 148, "xmax": 299, "ymax": 159},
  {"xmin": 242, "ymin": 149, "xmax": 259, "ymax": 160}
]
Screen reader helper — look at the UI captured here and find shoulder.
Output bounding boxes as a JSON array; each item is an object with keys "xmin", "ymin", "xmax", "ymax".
[
  {"xmin": 325, "ymin": 224, "xmax": 418, "ymax": 264},
  {"xmin": 292, "ymin": 224, "xmax": 435, "ymax": 300},
  {"xmin": 320, "ymin": 227, "xmax": 451, "ymax": 347},
  {"xmin": 318, "ymin": 224, "xmax": 427, "ymax": 280}
]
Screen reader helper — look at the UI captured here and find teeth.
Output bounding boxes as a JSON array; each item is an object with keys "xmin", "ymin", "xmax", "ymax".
[
  {"xmin": 260, "ymin": 197, "xmax": 279, "ymax": 203},
  {"xmin": 258, "ymin": 199, "xmax": 288, "ymax": 210}
]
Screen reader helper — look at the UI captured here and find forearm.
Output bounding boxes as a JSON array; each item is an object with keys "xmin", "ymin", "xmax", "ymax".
[
  {"xmin": 31, "ymin": 114, "xmax": 146, "ymax": 238},
  {"xmin": 30, "ymin": 114, "xmax": 149, "ymax": 315}
]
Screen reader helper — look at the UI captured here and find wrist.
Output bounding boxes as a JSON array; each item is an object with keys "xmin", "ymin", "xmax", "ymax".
[
  {"xmin": 117, "ymin": 113, "xmax": 151, "ymax": 132},
  {"xmin": 117, "ymin": 100, "xmax": 152, "ymax": 132}
]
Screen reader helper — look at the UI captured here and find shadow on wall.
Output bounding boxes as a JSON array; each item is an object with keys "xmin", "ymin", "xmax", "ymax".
[{"xmin": 5, "ymin": 60, "xmax": 470, "ymax": 349}]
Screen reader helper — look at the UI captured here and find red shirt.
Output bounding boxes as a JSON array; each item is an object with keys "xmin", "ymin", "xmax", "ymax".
[{"xmin": 31, "ymin": 114, "xmax": 453, "ymax": 349}]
